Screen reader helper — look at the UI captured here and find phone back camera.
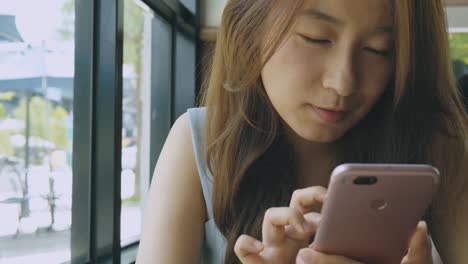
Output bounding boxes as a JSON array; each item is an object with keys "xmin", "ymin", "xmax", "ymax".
[{"xmin": 353, "ymin": 176, "xmax": 378, "ymax": 185}]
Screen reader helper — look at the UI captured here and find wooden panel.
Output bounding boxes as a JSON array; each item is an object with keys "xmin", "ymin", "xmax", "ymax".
[{"xmin": 200, "ymin": 27, "xmax": 218, "ymax": 42}]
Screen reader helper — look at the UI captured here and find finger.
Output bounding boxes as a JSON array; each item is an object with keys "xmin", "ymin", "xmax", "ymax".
[
  {"xmin": 262, "ymin": 207, "xmax": 306, "ymax": 245},
  {"xmin": 290, "ymin": 187, "xmax": 327, "ymax": 214},
  {"xmin": 403, "ymin": 221, "xmax": 432, "ymax": 263},
  {"xmin": 285, "ymin": 212, "xmax": 321, "ymax": 240},
  {"xmin": 297, "ymin": 248, "xmax": 363, "ymax": 264},
  {"xmin": 234, "ymin": 234, "xmax": 265, "ymax": 264},
  {"xmin": 408, "ymin": 222, "xmax": 431, "ymax": 254}
]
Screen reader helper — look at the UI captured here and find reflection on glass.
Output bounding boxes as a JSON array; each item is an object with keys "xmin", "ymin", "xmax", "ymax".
[
  {"xmin": 0, "ymin": 0, "xmax": 74, "ymax": 263},
  {"xmin": 121, "ymin": 0, "xmax": 153, "ymax": 246}
]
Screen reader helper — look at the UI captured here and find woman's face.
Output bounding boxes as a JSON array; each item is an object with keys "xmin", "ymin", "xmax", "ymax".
[{"xmin": 262, "ymin": 0, "xmax": 395, "ymax": 143}]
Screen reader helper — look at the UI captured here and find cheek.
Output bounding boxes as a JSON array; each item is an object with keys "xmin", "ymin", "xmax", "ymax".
[
  {"xmin": 262, "ymin": 38, "xmax": 323, "ymax": 105},
  {"xmin": 355, "ymin": 68, "xmax": 393, "ymax": 118},
  {"xmin": 357, "ymin": 57, "xmax": 394, "ymax": 98}
]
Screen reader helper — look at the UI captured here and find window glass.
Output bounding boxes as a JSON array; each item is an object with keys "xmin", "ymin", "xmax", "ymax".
[
  {"xmin": 121, "ymin": 0, "xmax": 153, "ymax": 246},
  {"xmin": 0, "ymin": 0, "xmax": 74, "ymax": 263},
  {"xmin": 450, "ymin": 32, "xmax": 468, "ymax": 79},
  {"xmin": 174, "ymin": 32, "xmax": 196, "ymax": 118},
  {"xmin": 180, "ymin": 0, "xmax": 197, "ymax": 14},
  {"xmin": 447, "ymin": 6, "xmax": 468, "ymax": 79}
]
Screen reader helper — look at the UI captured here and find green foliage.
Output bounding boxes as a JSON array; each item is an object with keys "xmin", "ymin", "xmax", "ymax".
[
  {"xmin": 13, "ymin": 98, "xmax": 26, "ymax": 121},
  {"xmin": 0, "ymin": 130, "xmax": 13, "ymax": 156},
  {"xmin": 13, "ymin": 97, "xmax": 70, "ymax": 150},
  {"xmin": 29, "ymin": 97, "xmax": 49, "ymax": 139},
  {"xmin": 0, "ymin": 102, "xmax": 13, "ymax": 155},
  {"xmin": 123, "ymin": 0, "xmax": 145, "ymax": 70},
  {"xmin": 0, "ymin": 103, "xmax": 5, "ymax": 119},
  {"xmin": 50, "ymin": 106, "xmax": 69, "ymax": 148},
  {"xmin": 449, "ymin": 33, "xmax": 468, "ymax": 64},
  {"xmin": 0, "ymin": 92, "xmax": 15, "ymax": 101},
  {"xmin": 58, "ymin": 0, "xmax": 75, "ymax": 41},
  {"xmin": 122, "ymin": 193, "xmax": 141, "ymax": 204}
]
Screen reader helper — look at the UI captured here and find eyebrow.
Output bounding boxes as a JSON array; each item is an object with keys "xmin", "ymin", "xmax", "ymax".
[
  {"xmin": 371, "ymin": 25, "xmax": 393, "ymax": 35},
  {"xmin": 300, "ymin": 9, "xmax": 344, "ymax": 26},
  {"xmin": 300, "ymin": 8, "xmax": 393, "ymax": 35}
]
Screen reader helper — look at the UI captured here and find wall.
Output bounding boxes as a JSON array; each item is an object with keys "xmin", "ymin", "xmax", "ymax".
[
  {"xmin": 446, "ymin": 6, "xmax": 468, "ymax": 29},
  {"xmin": 200, "ymin": 0, "xmax": 227, "ymax": 27}
]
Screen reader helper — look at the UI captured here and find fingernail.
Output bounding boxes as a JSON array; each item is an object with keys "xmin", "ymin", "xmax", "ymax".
[
  {"xmin": 418, "ymin": 221, "xmax": 427, "ymax": 230},
  {"xmin": 296, "ymin": 255, "xmax": 305, "ymax": 264},
  {"xmin": 305, "ymin": 214, "xmax": 321, "ymax": 225},
  {"xmin": 253, "ymin": 240, "xmax": 263, "ymax": 251},
  {"xmin": 299, "ymin": 249, "xmax": 315, "ymax": 260}
]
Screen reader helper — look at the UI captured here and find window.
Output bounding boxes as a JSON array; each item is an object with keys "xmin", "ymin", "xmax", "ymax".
[
  {"xmin": 180, "ymin": 0, "xmax": 197, "ymax": 14},
  {"xmin": 174, "ymin": 31, "xmax": 197, "ymax": 118},
  {"xmin": 0, "ymin": 0, "xmax": 75, "ymax": 263},
  {"xmin": 1, "ymin": 0, "xmax": 198, "ymax": 263},
  {"xmin": 447, "ymin": 6, "xmax": 468, "ymax": 79},
  {"xmin": 121, "ymin": 0, "xmax": 153, "ymax": 246},
  {"xmin": 161, "ymin": 0, "xmax": 178, "ymax": 12},
  {"xmin": 450, "ymin": 32, "xmax": 468, "ymax": 79}
]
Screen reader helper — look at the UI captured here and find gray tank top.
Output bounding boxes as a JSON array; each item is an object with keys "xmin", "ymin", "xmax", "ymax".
[
  {"xmin": 187, "ymin": 108, "xmax": 445, "ymax": 264},
  {"xmin": 187, "ymin": 107, "xmax": 227, "ymax": 264}
]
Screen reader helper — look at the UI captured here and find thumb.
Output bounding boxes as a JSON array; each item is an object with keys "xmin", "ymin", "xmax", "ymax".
[{"xmin": 406, "ymin": 221, "xmax": 432, "ymax": 261}]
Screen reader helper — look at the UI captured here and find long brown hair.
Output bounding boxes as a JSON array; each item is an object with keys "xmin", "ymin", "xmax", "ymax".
[{"xmin": 200, "ymin": 1, "xmax": 467, "ymax": 263}]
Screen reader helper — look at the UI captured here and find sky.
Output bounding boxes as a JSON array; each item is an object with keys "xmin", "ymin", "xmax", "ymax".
[{"xmin": 0, "ymin": 0, "xmax": 69, "ymax": 44}]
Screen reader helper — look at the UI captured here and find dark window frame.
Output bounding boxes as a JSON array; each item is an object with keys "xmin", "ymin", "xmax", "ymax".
[
  {"xmin": 72, "ymin": 0, "xmax": 199, "ymax": 263},
  {"xmin": 142, "ymin": 0, "xmax": 199, "ymax": 175}
]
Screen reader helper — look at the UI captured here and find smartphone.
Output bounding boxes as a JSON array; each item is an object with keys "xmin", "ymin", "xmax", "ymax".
[{"xmin": 312, "ymin": 163, "xmax": 440, "ymax": 264}]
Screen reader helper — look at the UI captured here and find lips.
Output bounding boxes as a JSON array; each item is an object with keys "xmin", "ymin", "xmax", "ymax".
[{"xmin": 311, "ymin": 106, "xmax": 348, "ymax": 124}]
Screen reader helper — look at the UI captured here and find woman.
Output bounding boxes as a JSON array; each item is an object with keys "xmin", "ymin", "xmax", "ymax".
[{"xmin": 136, "ymin": 0, "xmax": 468, "ymax": 263}]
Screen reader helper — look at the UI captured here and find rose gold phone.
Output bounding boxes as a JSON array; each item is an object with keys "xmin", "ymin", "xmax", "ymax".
[{"xmin": 313, "ymin": 164, "xmax": 440, "ymax": 264}]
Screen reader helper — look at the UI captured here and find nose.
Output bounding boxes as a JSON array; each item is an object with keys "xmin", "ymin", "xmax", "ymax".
[{"xmin": 322, "ymin": 49, "xmax": 356, "ymax": 97}]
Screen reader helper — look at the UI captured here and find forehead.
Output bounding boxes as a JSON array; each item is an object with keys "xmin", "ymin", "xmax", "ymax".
[{"xmin": 298, "ymin": 0, "xmax": 393, "ymax": 30}]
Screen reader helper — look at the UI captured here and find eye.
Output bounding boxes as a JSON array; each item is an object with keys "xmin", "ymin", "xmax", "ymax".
[
  {"xmin": 298, "ymin": 34, "xmax": 331, "ymax": 45},
  {"xmin": 364, "ymin": 47, "xmax": 393, "ymax": 57}
]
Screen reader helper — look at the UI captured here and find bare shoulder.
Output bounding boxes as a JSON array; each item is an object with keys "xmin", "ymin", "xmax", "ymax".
[{"xmin": 136, "ymin": 113, "xmax": 207, "ymax": 264}]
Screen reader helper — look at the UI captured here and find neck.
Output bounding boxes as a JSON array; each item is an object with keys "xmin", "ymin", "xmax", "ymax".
[{"xmin": 286, "ymin": 128, "xmax": 340, "ymax": 188}]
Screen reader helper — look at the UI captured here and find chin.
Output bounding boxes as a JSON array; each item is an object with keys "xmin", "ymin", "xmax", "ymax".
[
  {"xmin": 302, "ymin": 133, "xmax": 343, "ymax": 143},
  {"xmin": 294, "ymin": 126, "xmax": 345, "ymax": 143},
  {"xmin": 280, "ymin": 116, "xmax": 351, "ymax": 144}
]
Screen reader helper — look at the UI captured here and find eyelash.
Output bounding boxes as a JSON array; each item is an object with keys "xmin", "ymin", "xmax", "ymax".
[
  {"xmin": 364, "ymin": 47, "xmax": 392, "ymax": 57},
  {"xmin": 299, "ymin": 34, "xmax": 392, "ymax": 57}
]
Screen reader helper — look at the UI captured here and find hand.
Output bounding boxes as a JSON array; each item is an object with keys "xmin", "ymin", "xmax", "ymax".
[
  {"xmin": 401, "ymin": 221, "xmax": 434, "ymax": 264},
  {"xmin": 296, "ymin": 248, "xmax": 364, "ymax": 264},
  {"xmin": 234, "ymin": 187, "xmax": 327, "ymax": 264},
  {"xmin": 296, "ymin": 221, "xmax": 434, "ymax": 264}
]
